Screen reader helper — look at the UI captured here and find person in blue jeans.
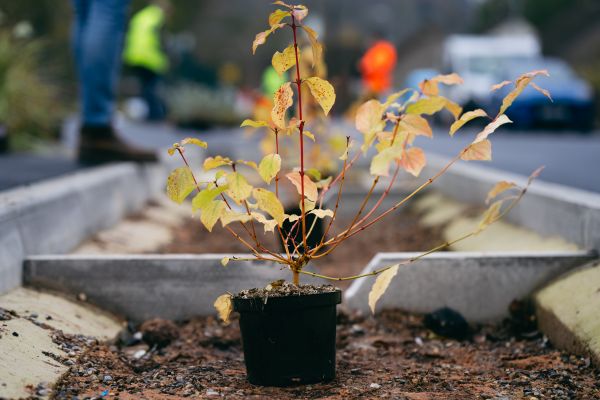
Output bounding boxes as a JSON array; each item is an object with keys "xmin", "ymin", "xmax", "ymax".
[{"xmin": 72, "ymin": 0, "xmax": 157, "ymax": 164}]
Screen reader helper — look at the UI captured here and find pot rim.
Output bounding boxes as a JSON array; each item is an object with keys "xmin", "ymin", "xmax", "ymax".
[{"xmin": 233, "ymin": 288, "xmax": 342, "ymax": 313}]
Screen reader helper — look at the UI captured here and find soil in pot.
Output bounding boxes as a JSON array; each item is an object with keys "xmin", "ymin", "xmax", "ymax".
[{"xmin": 233, "ymin": 283, "xmax": 341, "ymax": 387}]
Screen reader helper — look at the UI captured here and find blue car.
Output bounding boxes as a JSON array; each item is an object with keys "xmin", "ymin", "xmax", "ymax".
[{"xmin": 489, "ymin": 58, "xmax": 595, "ymax": 131}]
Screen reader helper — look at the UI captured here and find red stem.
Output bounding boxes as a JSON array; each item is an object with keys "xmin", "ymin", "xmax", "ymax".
[{"xmin": 291, "ymin": 15, "xmax": 307, "ymax": 251}]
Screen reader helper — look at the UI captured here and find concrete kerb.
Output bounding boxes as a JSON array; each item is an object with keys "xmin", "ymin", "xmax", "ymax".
[
  {"xmin": 422, "ymin": 154, "xmax": 600, "ymax": 251},
  {"xmin": 0, "ymin": 162, "xmax": 173, "ymax": 294},
  {"xmin": 23, "ymin": 254, "xmax": 322, "ymax": 322},
  {"xmin": 344, "ymin": 251, "xmax": 596, "ymax": 322}
]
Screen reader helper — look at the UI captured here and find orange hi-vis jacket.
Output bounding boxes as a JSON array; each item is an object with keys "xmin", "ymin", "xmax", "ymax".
[{"xmin": 359, "ymin": 40, "xmax": 397, "ymax": 94}]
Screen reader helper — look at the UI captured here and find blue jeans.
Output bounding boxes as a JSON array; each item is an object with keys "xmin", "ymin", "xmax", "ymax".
[{"xmin": 72, "ymin": 0, "xmax": 130, "ymax": 126}]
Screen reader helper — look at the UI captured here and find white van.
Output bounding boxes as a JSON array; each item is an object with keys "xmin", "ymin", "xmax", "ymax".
[{"xmin": 442, "ymin": 34, "xmax": 541, "ymax": 108}]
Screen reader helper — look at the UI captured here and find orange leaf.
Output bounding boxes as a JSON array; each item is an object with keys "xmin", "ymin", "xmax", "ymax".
[
  {"xmin": 285, "ymin": 171, "xmax": 318, "ymax": 202},
  {"xmin": 499, "ymin": 70, "xmax": 549, "ymax": 115},
  {"xmin": 490, "ymin": 80, "xmax": 512, "ymax": 91},
  {"xmin": 461, "ymin": 140, "xmax": 492, "ymax": 161},
  {"xmin": 419, "ymin": 73, "xmax": 464, "ymax": 96},
  {"xmin": 400, "ymin": 114, "xmax": 432, "ymax": 138},
  {"xmin": 400, "ymin": 147, "xmax": 426, "ymax": 177},
  {"xmin": 449, "ymin": 109, "xmax": 488, "ymax": 136},
  {"xmin": 486, "ymin": 181, "xmax": 516, "ymax": 204}
]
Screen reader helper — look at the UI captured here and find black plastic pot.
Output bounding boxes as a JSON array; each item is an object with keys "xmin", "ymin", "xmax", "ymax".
[{"xmin": 233, "ymin": 289, "xmax": 342, "ymax": 386}]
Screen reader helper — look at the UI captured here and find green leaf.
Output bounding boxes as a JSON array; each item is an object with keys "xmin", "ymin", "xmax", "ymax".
[
  {"xmin": 226, "ymin": 172, "xmax": 253, "ymax": 203},
  {"xmin": 258, "ymin": 153, "xmax": 281, "ymax": 184},
  {"xmin": 253, "ymin": 188, "xmax": 286, "ymax": 226},
  {"xmin": 200, "ymin": 200, "xmax": 226, "ymax": 232},
  {"xmin": 166, "ymin": 167, "xmax": 196, "ymax": 204},
  {"xmin": 272, "ymin": 44, "xmax": 297, "ymax": 76},
  {"xmin": 192, "ymin": 185, "xmax": 228, "ymax": 211},
  {"xmin": 303, "ymin": 77, "xmax": 335, "ymax": 116},
  {"xmin": 305, "ymin": 168, "xmax": 322, "ymax": 181}
]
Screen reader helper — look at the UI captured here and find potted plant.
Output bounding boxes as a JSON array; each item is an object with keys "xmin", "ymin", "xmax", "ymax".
[{"xmin": 166, "ymin": 1, "xmax": 550, "ymax": 387}]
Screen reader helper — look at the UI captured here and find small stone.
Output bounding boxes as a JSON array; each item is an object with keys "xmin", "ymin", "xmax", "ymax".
[
  {"xmin": 350, "ymin": 324, "xmax": 365, "ymax": 335},
  {"xmin": 30, "ymin": 313, "xmax": 38, "ymax": 319},
  {"xmin": 369, "ymin": 383, "xmax": 381, "ymax": 389},
  {"xmin": 206, "ymin": 389, "xmax": 219, "ymax": 396},
  {"xmin": 11, "ymin": 331, "xmax": 18, "ymax": 337},
  {"xmin": 77, "ymin": 292, "xmax": 87, "ymax": 301},
  {"xmin": 414, "ymin": 336, "xmax": 424, "ymax": 346},
  {"xmin": 133, "ymin": 349, "xmax": 147, "ymax": 359},
  {"xmin": 103, "ymin": 375, "xmax": 113, "ymax": 383}
]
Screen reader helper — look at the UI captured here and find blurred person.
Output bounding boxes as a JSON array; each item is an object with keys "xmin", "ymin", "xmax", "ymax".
[
  {"xmin": 123, "ymin": 0, "xmax": 171, "ymax": 121},
  {"xmin": 359, "ymin": 32, "xmax": 397, "ymax": 96},
  {"xmin": 72, "ymin": 0, "xmax": 157, "ymax": 164}
]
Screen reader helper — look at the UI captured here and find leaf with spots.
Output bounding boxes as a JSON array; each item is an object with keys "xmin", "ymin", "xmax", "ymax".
[
  {"xmin": 303, "ymin": 77, "xmax": 335, "ymax": 116},
  {"xmin": 200, "ymin": 200, "xmax": 226, "ymax": 232},
  {"xmin": 166, "ymin": 167, "xmax": 196, "ymax": 204},
  {"xmin": 272, "ymin": 44, "xmax": 297, "ymax": 76},
  {"xmin": 271, "ymin": 82, "xmax": 294, "ymax": 129}
]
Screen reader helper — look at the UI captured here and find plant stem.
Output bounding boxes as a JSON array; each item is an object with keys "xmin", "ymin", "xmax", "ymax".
[{"xmin": 291, "ymin": 14, "xmax": 308, "ymax": 252}]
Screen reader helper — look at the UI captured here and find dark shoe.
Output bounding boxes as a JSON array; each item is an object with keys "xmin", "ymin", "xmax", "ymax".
[{"xmin": 78, "ymin": 125, "xmax": 158, "ymax": 165}]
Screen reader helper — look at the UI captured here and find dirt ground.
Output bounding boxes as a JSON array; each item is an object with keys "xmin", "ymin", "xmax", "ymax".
[
  {"xmin": 53, "ymin": 309, "xmax": 600, "ymax": 399},
  {"xmin": 160, "ymin": 206, "xmax": 444, "ymax": 289}
]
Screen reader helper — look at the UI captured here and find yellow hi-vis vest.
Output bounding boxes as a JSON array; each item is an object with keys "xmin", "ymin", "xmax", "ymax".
[{"xmin": 123, "ymin": 5, "xmax": 168, "ymax": 74}]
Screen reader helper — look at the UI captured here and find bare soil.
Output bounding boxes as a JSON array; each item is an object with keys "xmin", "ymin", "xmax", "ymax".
[
  {"xmin": 53, "ymin": 310, "xmax": 600, "ymax": 399},
  {"xmin": 160, "ymin": 206, "xmax": 444, "ymax": 289}
]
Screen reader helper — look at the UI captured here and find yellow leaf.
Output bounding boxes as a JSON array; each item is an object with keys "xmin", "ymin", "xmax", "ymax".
[
  {"xmin": 303, "ymin": 77, "xmax": 336, "ymax": 116},
  {"xmin": 192, "ymin": 185, "xmax": 228, "ymax": 211},
  {"xmin": 355, "ymin": 99, "xmax": 385, "ymax": 135},
  {"xmin": 253, "ymin": 188, "xmax": 285, "ymax": 226},
  {"xmin": 405, "ymin": 96, "xmax": 447, "ymax": 115},
  {"xmin": 252, "ymin": 24, "xmax": 284, "ymax": 54},
  {"xmin": 400, "ymin": 114, "xmax": 432, "ymax": 138},
  {"xmin": 339, "ymin": 140, "xmax": 354, "ymax": 160},
  {"xmin": 225, "ymin": 172, "xmax": 253, "ymax": 203},
  {"xmin": 305, "ymin": 168, "xmax": 321, "ymax": 181},
  {"xmin": 241, "ymin": 119, "xmax": 269, "ymax": 128},
  {"xmin": 273, "ymin": 0, "xmax": 292, "ymax": 8},
  {"xmin": 309, "ymin": 209, "xmax": 334, "ymax": 219},
  {"xmin": 303, "ymin": 130, "xmax": 315, "ymax": 141},
  {"xmin": 272, "ymin": 44, "xmax": 296, "ymax": 76},
  {"xmin": 268, "ymin": 9, "xmax": 290, "ymax": 27},
  {"xmin": 400, "ymin": 147, "xmax": 426, "ymax": 177},
  {"xmin": 221, "ymin": 210, "xmax": 253, "ymax": 227},
  {"xmin": 258, "ymin": 153, "xmax": 281, "ymax": 184},
  {"xmin": 286, "ymin": 171, "xmax": 318, "ymax": 202},
  {"xmin": 200, "ymin": 200, "xmax": 226, "ymax": 231},
  {"xmin": 236, "ymin": 160, "xmax": 258, "ymax": 170},
  {"xmin": 461, "ymin": 139, "xmax": 492, "ymax": 161},
  {"xmin": 221, "ymin": 257, "xmax": 230, "ymax": 267},
  {"xmin": 299, "ymin": 197, "xmax": 316, "ymax": 212},
  {"xmin": 370, "ymin": 145, "xmax": 403, "ymax": 176},
  {"xmin": 499, "ymin": 69, "xmax": 549, "ymax": 115},
  {"xmin": 251, "ymin": 212, "xmax": 278, "ymax": 233},
  {"xmin": 443, "ymin": 98, "xmax": 462, "ymax": 120},
  {"xmin": 204, "ymin": 155, "xmax": 232, "ymax": 170},
  {"xmin": 301, "ymin": 25, "xmax": 322, "ymax": 67},
  {"xmin": 449, "ymin": 109, "xmax": 488, "ymax": 136},
  {"xmin": 166, "ymin": 167, "xmax": 196, "ymax": 204},
  {"xmin": 180, "ymin": 137, "xmax": 208, "ymax": 148},
  {"xmin": 287, "ymin": 214, "xmax": 300, "ymax": 223},
  {"xmin": 479, "ymin": 200, "xmax": 503, "ymax": 231},
  {"xmin": 474, "ymin": 114, "xmax": 512, "ymax": 143},
  {"xmin": 486, "ymin": 181, "xmax": 516, "ymax": 204},
  {"xmin": 271, "ymin": 82, "xmax": 294, "ymax": 129},
  {"xmin": 368, "ymin": 264, "xmax": 399, "ymax": 314},
  {"xmin": 214, "ymin": 294, "xmax": 232, "ymax": 324}
]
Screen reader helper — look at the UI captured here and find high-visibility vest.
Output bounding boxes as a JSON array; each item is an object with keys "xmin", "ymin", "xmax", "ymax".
[
  {"xmin": 123, "ymin": 5, "xmax": 168, "ymax": 74},
  {"xmin": 359, "ymin": 40, "xmax": 397, "ymax": 94}
]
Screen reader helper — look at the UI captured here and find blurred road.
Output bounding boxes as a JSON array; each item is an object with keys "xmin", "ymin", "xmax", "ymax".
[{"xmin": 422, "ymin": 127, "xmax": 600, "ymax": 193}]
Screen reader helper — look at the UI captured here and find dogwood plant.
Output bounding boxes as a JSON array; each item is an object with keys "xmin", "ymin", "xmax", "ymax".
[{"xmin": 166, "ymin": 2, "xmax": 550, "ymax": 321}]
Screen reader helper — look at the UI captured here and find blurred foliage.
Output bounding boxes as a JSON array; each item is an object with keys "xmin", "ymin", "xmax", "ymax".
[{"xmin": 0, "ymin": 32, "xmax": 62, "ymax": 150}]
